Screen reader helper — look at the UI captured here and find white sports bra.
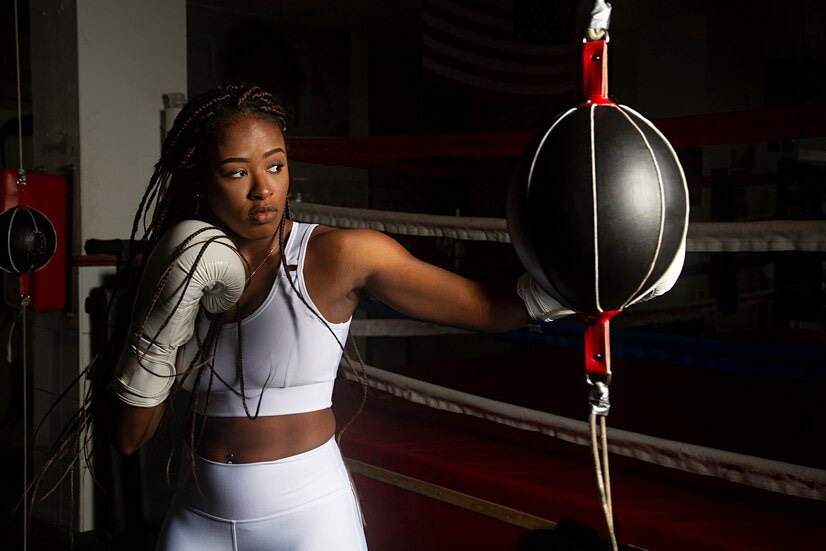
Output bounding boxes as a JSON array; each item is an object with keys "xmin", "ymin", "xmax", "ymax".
[{"xmin": 177, "ymin": 222, "xmax": 351, "ymax": 417}]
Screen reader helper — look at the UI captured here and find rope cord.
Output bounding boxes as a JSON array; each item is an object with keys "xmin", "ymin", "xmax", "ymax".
[
  {"xmin": 12, "ymin": 0, "xmax": 29, "ymax": 547},
  {"xmin": 14, "ymin": 0, "xmax": 23, "ymax": 170},
  {"xmin": 286, "ymin": 104, "xmax": 826, "ymax": 164},
  {"xmin": 21, "ymin": 301, "xmax": 28, "ymax": 549},
  {"xmin": 290, "ymin": 201, "xmax": 826, "ymax": 252},
  {"xmin": 590, "ymin": 413, "xmax": 618, "ymax": 551},
  {"xmin": 344, "ymin": 362, "xmax": 826, "ymax": 500}
]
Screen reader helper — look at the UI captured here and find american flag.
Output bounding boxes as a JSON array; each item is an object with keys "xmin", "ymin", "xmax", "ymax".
[{"xmin": 422, "ymin": 0, "xmax": 579, "ymax": 103}]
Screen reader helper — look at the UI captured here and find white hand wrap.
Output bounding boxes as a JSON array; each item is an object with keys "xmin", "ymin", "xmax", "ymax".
[
  {"xmin": 517, "ymin": 273, "xmax": 575, "ymax": 322},
  {"xmin": 114, "ymin": 220, "xmax": 245, "ymax": 407}
]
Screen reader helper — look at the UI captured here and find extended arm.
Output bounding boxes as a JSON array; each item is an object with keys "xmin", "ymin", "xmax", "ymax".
[
  {"xmin": 315, "ymin": 229, "xmax": 572, "ymax": 332},
  {"xmin": 354, "ymin": 228, "xmax": 682, "ymax": 328}
]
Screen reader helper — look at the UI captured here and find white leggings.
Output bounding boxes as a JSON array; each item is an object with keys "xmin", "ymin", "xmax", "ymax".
[{"xmin": 156, "ymin": 437, "xmax": 368, "ymax": 550}]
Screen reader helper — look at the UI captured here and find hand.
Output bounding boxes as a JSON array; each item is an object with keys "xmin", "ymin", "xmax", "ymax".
[
  {"xmin": 517, "ymin": 236, "xmax": 684, "ymax": 320},
  {"xmin": 114, "ymin": 220, "xmax": 245, "ymax": 407},
  {"xmin": 517, "ymin": 273, "xmax": 575, "ymax": 322},
  {"xmin": 629, "ymin": 239, "xmax": 686, "ymax": 306}
]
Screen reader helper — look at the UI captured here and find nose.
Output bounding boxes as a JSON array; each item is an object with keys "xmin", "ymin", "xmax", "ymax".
[{"xmin": 247, "ymin": 173, "xmax": 273, "ymax": 201}]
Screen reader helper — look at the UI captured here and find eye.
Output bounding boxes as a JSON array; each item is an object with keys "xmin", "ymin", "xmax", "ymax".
[
  {"xmin": 226, "ymin": 168, "xmax": 247, "ymax": 178},
  {"xmin": 267, "ymin": 164, "xmax": 283, "ymax": 174}
]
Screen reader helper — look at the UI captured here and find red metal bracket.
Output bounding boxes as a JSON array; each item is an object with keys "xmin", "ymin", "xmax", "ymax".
[
  {"xmin": 584, "ymin": 310, "xmax": 620, "ymax": 377},
  {"xmin": 581, "ymin": 39, "xmax": 613, "ymax": 106}
]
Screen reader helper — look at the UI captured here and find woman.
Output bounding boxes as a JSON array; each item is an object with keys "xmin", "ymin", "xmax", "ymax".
[{"xmin": 104, "ymin": 84, "xmax": 570, "ymax": 550}]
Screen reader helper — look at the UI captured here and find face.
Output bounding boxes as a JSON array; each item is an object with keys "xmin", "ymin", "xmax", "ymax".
[{"xmin": 201, "ymin": 114, "xmax": 289, "ymax": 246}]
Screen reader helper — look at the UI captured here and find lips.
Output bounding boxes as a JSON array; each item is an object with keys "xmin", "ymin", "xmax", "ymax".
[{"xmin": 249, "ymin": 205, "xmax": 278, "ymax": 224}]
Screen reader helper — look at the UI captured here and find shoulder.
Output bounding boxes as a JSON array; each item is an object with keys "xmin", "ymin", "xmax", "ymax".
[
  {"xmin": 308, "ymin": 225, "xmax": 405, "ymax": 257},
  {"xmin": 301, "ymin": 226, "xmax": 410, "ymax": 304},
  {"xmin": 305, "ymin": 226, "xmax": 412, "ymax": 283}
]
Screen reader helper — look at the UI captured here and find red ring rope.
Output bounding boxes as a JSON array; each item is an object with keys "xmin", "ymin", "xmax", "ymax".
[{"xmin": 288, "ymin": 104, "xmax": 826, "ymax": 166}]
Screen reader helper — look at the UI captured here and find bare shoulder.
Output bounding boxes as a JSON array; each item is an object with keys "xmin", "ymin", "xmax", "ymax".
[
  {"xmin": 306, "ymin": 225, "xmax": 413, "ymax": 286},
  {"xmin": 308, "ymin": 226, "xmax": 406, "ymax": 259},
  {"xmin": 303, "ymin": 226, "xmax": 411, "ymax": 308}
]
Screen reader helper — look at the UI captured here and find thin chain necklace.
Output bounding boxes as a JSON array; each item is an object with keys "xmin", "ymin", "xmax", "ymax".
[
  {"xmin": 246, "ymin": 236, "xmax": 278, "ymax": 284},
  {"xmin": 245, "ymin": 215, "xmax": 287, "ymax": 285}
]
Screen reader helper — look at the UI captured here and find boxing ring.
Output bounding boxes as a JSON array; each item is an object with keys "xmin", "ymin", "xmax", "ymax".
[{"xmin": 282, "ymin": 111, "xmax": 826, "ymax": 550}]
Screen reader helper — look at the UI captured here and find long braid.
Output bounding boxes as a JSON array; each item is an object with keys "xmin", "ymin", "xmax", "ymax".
[
  {"xmin": 132, "ymin": 84, "xmax": 290, "ymax": 432},
  {"xmin": 28, "ymin": 83, "xmax": 376, "ymax": 534},
  {"xmin": 234, "ymin": 216, "xmax": 283, "ymax": 421},
  {"xmin": 135, "ymin": 85, "xmax": 288, "ymax": 249},
  {"xmin": 27, "ymin": 84, "xmax": 289, "ymax": 517},
  {"xmin": 119, "ymin": 82, "xmax": 290, "ymax": 424},
  {"xmin": 274, "ymin": 211, "xmax": 370, "ymax": 443}
]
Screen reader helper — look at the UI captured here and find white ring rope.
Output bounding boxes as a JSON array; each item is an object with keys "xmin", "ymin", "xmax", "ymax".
[
  {"xmin": 292, "ymin": 202, "xmax": 826, "ymax": 252},
  {"xmin": 293, "ymin": 201, "xmax": 513, "ymax": 243},
  {"xmin": 317, "ymin": 198, "xmax": 826, "ymax": 500},
  {"xmin": 343, "ymin": 362, "xmax": 826, "ymax": 501},
  {"xmin": 351, "ymin": 318, "xmax": 471, "ymax": 337}
]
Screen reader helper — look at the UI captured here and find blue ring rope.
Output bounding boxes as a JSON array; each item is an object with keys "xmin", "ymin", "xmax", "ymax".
[{"xmin": 360, "ymin": 299, "xmax": 826, "ymax": 383}]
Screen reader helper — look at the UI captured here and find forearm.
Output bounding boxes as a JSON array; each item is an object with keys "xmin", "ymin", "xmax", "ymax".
[
  {"xmin": 111, "ymin": 398, "xmax": 167, "ymax": 456},
  {"xmin": 468, "ymin": 277, "xmax": 534, "ymax": 333},
  {"xmin": 391, "ymin": 274, "xmax": 543, "ymax": 333},
  {"xmin": 109, "ymin": 220, "xmax": 243, "ymax": 456},
  {"xmin": 356, "ymin": 230, "xmax": 572, "ymax": 332}
]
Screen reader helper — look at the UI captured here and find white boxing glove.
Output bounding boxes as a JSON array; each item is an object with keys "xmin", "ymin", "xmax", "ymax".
[
  {"xmin": 517, "ymin": 273, "xmax": 575, "ymax": 322},
  {"xmin": 517, "ymin": 238, "xmax": 685, "ymax": 321},
  {"xmin": 114, "ymin": 220, "xmax": 245, "ymax": 407},
  {"xmin": 628, "ymin": 238, "xmax": 686, "ymax": 307}
]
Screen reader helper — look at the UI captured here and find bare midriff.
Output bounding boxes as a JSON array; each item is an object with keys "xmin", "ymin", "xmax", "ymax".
[{"xmin": 189, "ymin": 407, "xmax": 337, "ymax": 464}]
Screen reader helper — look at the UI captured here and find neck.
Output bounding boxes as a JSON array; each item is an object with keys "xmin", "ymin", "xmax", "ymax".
[
  {"xmin": 246, "ymin": 240, "xmax": 276, "ymax": 282},
  {"xmin": 242, "ymin": 218, "xmax": 291, "ymax": 284}
]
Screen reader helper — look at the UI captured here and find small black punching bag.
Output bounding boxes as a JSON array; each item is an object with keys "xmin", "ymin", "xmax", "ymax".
[
  {"xmin": 507, "ymin": 39, "xmax": 688, "ymax": 379},
  {"xmin": 507, "ymin": 18, "xmax": 687, "ymax": 547},
  {"xmin": 0, "ymin": 207, "xmax": 56, "ymax": 274},
  {"xmin": 0, "ymin": 170, "xmax": 57, "ymax": 300},
  {"xmin": 508, "ymin": 39, "xmax": 688, "ymax": 318}
]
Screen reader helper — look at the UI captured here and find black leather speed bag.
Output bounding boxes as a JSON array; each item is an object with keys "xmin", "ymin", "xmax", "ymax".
[
  {"xmin": 0, "ymin": 205, "xmax": 57, "ymax": 274},
  {"xmin": 507, "ymin": 103, "xmax": 689, "ymax": 314}
]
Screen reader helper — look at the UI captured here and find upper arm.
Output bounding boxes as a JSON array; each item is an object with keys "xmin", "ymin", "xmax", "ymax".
[{"xmin": 335, "ymin": 230, "xmax": 529, "ymax": 332}]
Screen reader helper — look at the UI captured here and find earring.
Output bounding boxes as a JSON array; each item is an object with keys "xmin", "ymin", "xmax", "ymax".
[{"xmin": 194, "ymin": 193, "xmax": 201, "ymax": 216}]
